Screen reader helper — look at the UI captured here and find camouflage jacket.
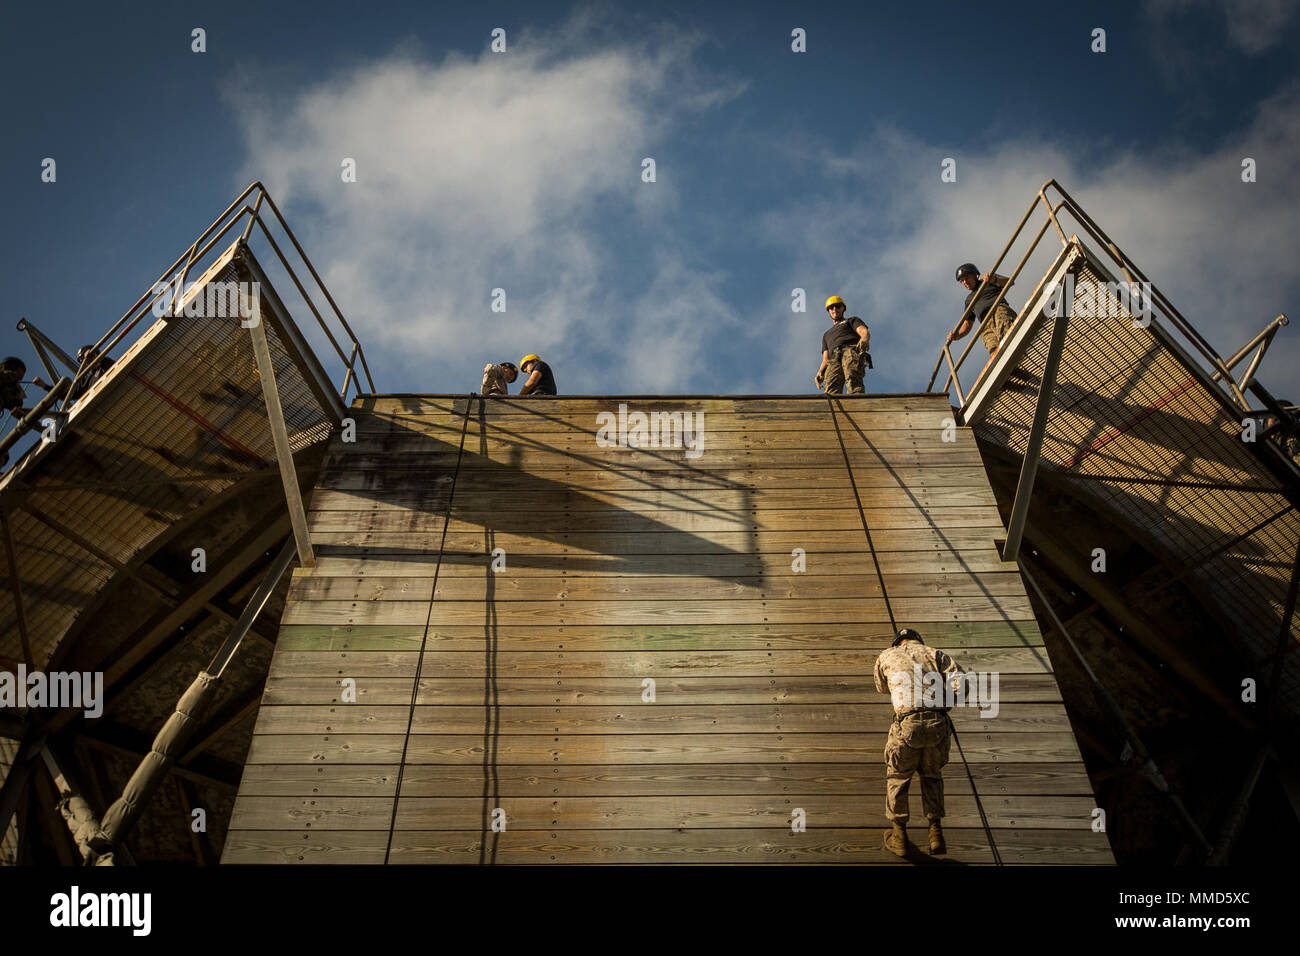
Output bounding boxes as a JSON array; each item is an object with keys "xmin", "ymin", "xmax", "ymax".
[{"xmin": 873, "ymin": 642, "xmax": 966, "ymax": 715}]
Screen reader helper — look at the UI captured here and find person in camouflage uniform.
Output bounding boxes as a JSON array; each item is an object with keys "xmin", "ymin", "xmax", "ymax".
[
  {"xmin": 816, "ymin": 295, "xmax": 871, "ymax": 395},
  {"xmin": 480, "ymin": 361, "xmax": 518, "ymax": 396},
  {"xmin": 948, "ymin": 263, "xmax": 1017, "ymax": 354},
  {"xmin": 873, "ymin": 627, "xmax": 966, "ymax": 857}
]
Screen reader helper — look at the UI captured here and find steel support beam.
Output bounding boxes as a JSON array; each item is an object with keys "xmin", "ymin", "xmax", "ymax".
[
  {"xmin": 237, "ymin": 249, "xmax": 348, "ymax": 421},
  {"xmin": 179, "ymin": 686, "xmax": 263, "ymax": 765},
  {"xmin": 1018, "ymin": 520, "xmax": 1257, "ymax": 729},
  {"xmin": 0, "ymin": 375, "xmax": 71, "ymax": 462},
  {"xmin": 90, "ymin": 539, "xmax": 296, "ymax": 854},
  {"xmin": 1020, "ymin": 560, "xmax": 1214, "ymax": 857},
  {"xmin": 247, "ymin": 290, "xmax": 315, "ymax": 567},
  {"xmin": 38, "ymin": 744, "xmax": 113, "ymax": 865},
  {"xmin": 16, "ymin": 317, "xmax": 78, "ymax": 382},
  {"xmin": 1267, "ymin": 535, "xmax": 1300, "ymax": 726},
  {"xmin": 33, "ymin": 771, "xmax": 78, "ymax": 865},
  {"xmin": 1003, "ymin": 275, "xmax": 1072, "ymax": 562},
  {"xmin": 18, "ymin": 501, "xmax": 273, "ymax": 647},
  {"xmin": 1212, "ymin": 314, "xmax": 1289, "ymax": 392},
  {"xmin": 0, "ymin": 727, "xmax": 40, "ymax": 852},
  {"xmin": 40, "ymin": 512, "xmax": 289, "ymax": 736},
  {"xmin": 0, "ymin": 508, "xmax": 33, "ymax": 666},
  {"xmin": 75, "ymin": 732, "xmax": 238, "ymax": 794},
  {"xmin": 1206, "ymin": 745, "xmax": 1270, "ymax": 865}
]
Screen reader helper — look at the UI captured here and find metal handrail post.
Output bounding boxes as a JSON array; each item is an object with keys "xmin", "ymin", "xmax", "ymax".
[
  {"xmin": 257, "ymin": 190, "xmax": 377, "ymax": 392},
  {"xmin": 1212, "ymin": 314, "xmax": 1289, "ymax": 385},
  {"xmin": 91, "ymin": 539, "xmax": 298, "ymax": 857},
  {"xmin": 1002, "ymin": 272, "xmax": 1073, "ymax": 562},
  {"xmin": 246, "ymin": 291, "xmax": 316, "ymax": 568},
  {"xmin": 940, "ymin": 201, "xmax": 1065, "ymax": 392}
]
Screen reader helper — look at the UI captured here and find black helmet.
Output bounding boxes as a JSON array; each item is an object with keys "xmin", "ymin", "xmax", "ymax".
[
  {"xmin": 955, "ymin": 263, "xmax": 979, "ymax": 283},
  {"xmin": 892, "ymin": 628, "xmax": 924, "ymax": 647}
]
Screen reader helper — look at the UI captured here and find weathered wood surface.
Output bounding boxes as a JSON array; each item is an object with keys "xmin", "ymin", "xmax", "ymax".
[
  {"xmin": 222, "ymin": 826, "xmax": 1113, "ymax": 865},
  {"xmin": 223, "ymin": 395, "xmax": 1111, "ymax": 865},
  {"xmin": 233, "ymin": 761, "xmax": 1093, "ymax": 797},
  {"xmin": 260, "ymin": 672, "xmax": 1065, "ymax": 705}
]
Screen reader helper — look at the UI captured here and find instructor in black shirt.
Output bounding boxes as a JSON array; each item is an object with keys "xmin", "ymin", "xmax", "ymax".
[
  {"xmin": 816, "ymin": 295, "xmax": 870, "ymax": 395},
  {"xmin": 518, "ymin": 354, "xmax": 558, "ymax": 396}
]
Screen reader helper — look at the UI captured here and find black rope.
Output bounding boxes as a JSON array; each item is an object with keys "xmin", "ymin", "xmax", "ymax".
[
  {"xmin": 477, "ymin": 397, "xmax": 502, "ymax": 865},
  {"xmin": 825, "ymin": 396, "xmax": 1003, "ymax": 865},
  {"xmin": 383, "ymin": 394, "xmax": 473, "ymax": 863},
  {"xmin": 945, "ymin": 711, "xmax": 1004, "ymax": 865},
  {"xmin": 825, "ymin": 397, "xmax": 895, "ymax": 631}
]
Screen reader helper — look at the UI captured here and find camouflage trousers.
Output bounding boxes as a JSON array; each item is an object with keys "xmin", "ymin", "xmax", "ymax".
[
  {"xmin": 823, "ymin": 344, "xmax": 867, "ymax": 395},
  {"xmin": 481, "ymin": 364, "xmax": 509, "ymax": 396},
  {"xmin": 884, "ymin": 710, "xmax": 951, "ymax": 824},
  {"xmin": 980, "ymin": 301, "xmax": 1017, "ymax": 353}
]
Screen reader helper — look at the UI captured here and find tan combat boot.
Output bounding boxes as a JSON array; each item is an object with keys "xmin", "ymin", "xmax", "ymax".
[
  {"xmin": 885, "ymin": 823, "xmax": 907, "ymax": 857},
  {"xmin": 928, "ymin": 820, "xmax": 946, "ymax": 855}
]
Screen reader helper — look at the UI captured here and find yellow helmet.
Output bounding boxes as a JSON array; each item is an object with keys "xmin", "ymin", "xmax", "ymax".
[
  {"xmin": 520, "ymin": 353, "xmax": 540, "ymax": 368},
  {"xmin": 824, "ymin": 295, "xmax": 845, "ymax": 311}
]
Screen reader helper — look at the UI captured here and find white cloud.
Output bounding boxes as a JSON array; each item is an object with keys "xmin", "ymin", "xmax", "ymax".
[
  {"xmin": 226, "ymin": 16, "xmax": 1298, "ymax": 404},
  {"xmin": 753, "ymin": 81, "xmax": 1300, "ymax": 401},
  {"xmin": 226, "ymin": 14, "xmax": 746, "ymax": 394}
]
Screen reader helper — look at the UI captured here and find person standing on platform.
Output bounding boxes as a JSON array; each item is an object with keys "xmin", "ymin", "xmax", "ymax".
[
  {"xmin": 815, "ymin": 295, "xmax": 870, "ymax": 394},
  {"xmin": 948, "ymin": 263, "xmax": 1017, "ymax": 354},
  {"xmin": 68, "ymin": 345, "xmax": 115, "ymax": 402},
  {"xmin": 518, "ymin": 354, "xmax": 558, "ymax": 396},
  {"xmin": 873, "ymin": 627, "xmax": 967, "ymax": 857}
]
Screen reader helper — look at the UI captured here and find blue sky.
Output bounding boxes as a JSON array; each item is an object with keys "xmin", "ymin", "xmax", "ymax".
[{"xmin": 5, "ymin": 0, "xmax": 1300, "ymax": 398}]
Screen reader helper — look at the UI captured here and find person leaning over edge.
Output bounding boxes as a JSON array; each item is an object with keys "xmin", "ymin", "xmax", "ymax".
[
  {"xmin": 947, "ymin": 262, "xmax": 1017, "ymax": 355},
  {"xmin": 0, "ymin": 357, "xmax": 29, "ymax": 417},
  {"xmin": 873, "ymin": 627, "xmax": 967, "ymax": 858},
  {"xmin": 815, "ymin": 295, "xmax": 870, "ymax": 395},
  {"xmin": 481, "ymin": 361, "xmax": 518, "ymax": 396},
  {"xmin": 518, "ymin": 354, "xmax": 557, "ymax": 396},
  {"xmin": 68, "ymin": 345, "xmax": 115, "ymax": 402}
]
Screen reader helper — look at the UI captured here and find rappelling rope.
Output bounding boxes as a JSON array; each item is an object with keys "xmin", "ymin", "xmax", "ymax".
[
  {"xmin": 826, "ymin": 396, "xmax": 1002, "ymax": 865},
  {"xmin": 383, "ymin": 394, "xmax": 473, "ymax": 863}
]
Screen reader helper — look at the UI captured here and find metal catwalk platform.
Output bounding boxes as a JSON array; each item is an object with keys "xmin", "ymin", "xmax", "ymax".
[
  {"xmin": 931, "ymin": 181, "xmax": 1299, "ymax": 723},
  {"xmin": 929, "ymin": 181, "xmax": 1299, "ymax": 862},
  {"xmin": 0, "ymin": 185, "xmax": 371, "ymax": 864}
]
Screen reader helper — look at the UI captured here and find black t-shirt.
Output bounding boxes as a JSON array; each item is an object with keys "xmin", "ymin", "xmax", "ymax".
[
  {"xmin": 0, "ymin": 381, "xmax": 24, "ymax": 413},
  {"xmin": 528, "ymin": 360, "xmax": 557, "ymax": 395},
  {"xmin": 69, "ymin": 356, "xmax": 115, "ymax": 402},
  {"xmin": 964, "ymin": 284, "xmax": 1015, "ymax": 324},
  {"xmin": 821, "ymin": 316, "xmax": 867, "ymax": 355}
]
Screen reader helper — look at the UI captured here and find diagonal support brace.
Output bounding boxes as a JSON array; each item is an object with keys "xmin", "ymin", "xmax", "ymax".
[
  {"xmin": 1003, "ymin": 274, "xmax": 1073, "ymax": 561},
  {"xmin": 246, "ymin": 290, "xmax": 315, "ymax": 567}
]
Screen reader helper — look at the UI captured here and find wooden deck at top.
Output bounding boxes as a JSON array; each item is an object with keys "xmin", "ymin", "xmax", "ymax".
[{"xmin": 222, "ymin": 395, "xmax": 1111, "ymax": 865}]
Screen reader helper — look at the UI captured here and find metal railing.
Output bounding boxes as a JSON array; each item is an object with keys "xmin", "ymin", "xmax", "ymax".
[
  {"xmin": 926, "ymin": 179, "xmax": 1290, "ymax": 421},
  {"xmin": 51, "ymin": 182, "xmax": 374, "ymax": 415}
]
